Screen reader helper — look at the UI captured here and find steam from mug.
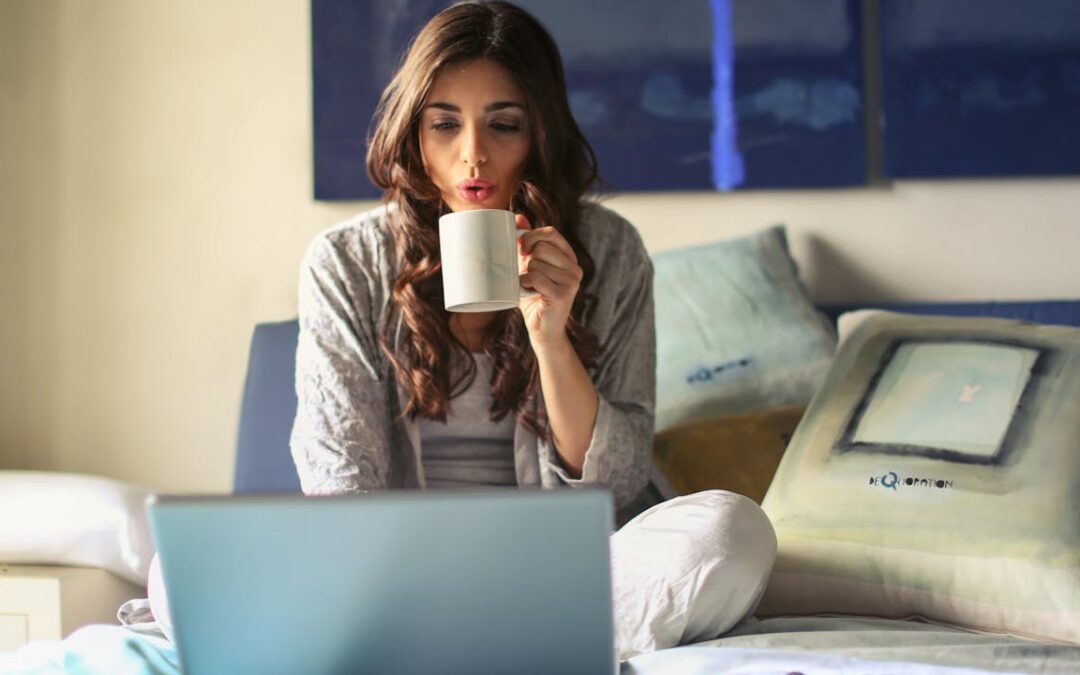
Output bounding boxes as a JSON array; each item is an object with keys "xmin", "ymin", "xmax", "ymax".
[{"xmin": 439, "ymin": 209, "xmax": 538, "ymax": 313}]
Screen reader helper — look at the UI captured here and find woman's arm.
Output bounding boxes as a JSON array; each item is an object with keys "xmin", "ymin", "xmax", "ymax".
[
  {"xmin": 289, "ymin": 227, "xmax": 395, "ymax": 495},
  {"xmin": 519, "ymin": 209, "xmax": 656, "ymax": 508},
  {"xmin": 516, "ymin": 215, "xmax": 597, "ymax": 476}
]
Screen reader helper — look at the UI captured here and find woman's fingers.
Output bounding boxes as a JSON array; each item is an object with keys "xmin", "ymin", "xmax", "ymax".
[
  {"xmin": 513, "ymin": 218, "xmax": 581, "ymax": 302},
  {"xmin": 520, "ymin": 226, "xmax": 577, "ymax": 264},
  {"xmin": 520, "ymin": 260, "xmax": 582, "ymax": 303},
  {"xmin": 527, "ymin": 240, "xmax": 579, "ymax": 272},
  {"xmin": 525, "ymin": 258, "xmax": 582, "ymax": 288},
  {"xmin": 520, "ymin": 269, "xmax": 572, "ymax": 300}
]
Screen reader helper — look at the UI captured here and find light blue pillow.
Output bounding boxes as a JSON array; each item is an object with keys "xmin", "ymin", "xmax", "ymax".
[{"xmin": 652, "ymin": 225, "xmax": 836, "ymax": 433}]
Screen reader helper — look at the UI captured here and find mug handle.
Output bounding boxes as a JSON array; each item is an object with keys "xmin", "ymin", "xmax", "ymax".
[{"xmin": 515, "ymin": 229, "xmax": 540, "ymax": 299}]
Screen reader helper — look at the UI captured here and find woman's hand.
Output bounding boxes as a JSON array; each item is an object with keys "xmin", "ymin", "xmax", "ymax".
[{"xmin": 516, "ymin": 213, "xmax": 583, "ymax": 348}]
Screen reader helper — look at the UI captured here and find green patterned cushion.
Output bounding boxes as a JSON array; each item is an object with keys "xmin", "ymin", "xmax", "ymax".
[{"xmin": 652, "ymin": 225, "xmax": 836, "ymax": 433}]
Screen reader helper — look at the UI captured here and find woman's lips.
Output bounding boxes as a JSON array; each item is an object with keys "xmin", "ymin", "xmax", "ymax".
[{"xmin": 457, "ymin": 178, "xmax": 495, "ymax": 203}]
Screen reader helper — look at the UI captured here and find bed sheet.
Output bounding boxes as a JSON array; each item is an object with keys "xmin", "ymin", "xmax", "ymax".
[
  {"xmin": 623, "ymin": 616, "xmax": 1080, "ymax": 674},
  {"xmin": 0, "ymin": 625, "xmax": 176, "ymax": 675},
  {"xmin": 4, "ymin": 616, "xmax": 1080, "ymax": 674}
]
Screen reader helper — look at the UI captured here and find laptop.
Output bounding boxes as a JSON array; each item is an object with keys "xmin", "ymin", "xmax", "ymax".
[{"xmin": 147, "ymin": 489, "xmax": 616, "ymax": 675}]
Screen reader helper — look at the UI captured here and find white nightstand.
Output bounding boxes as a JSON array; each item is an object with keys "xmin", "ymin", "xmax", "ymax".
[{"xmin": 0, "ymin": 564, "xmax": 145, "ymax": 652}]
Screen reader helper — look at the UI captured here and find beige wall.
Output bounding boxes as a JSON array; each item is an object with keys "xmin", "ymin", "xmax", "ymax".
[{"xmin": 2, "ymin": 1, "xmax": 1078, "ymax": 492}]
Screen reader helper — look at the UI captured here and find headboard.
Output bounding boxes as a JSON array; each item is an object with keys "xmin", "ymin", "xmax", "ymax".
[{"xmin": 233, "ymin": 300, "xmax": 1080, "ymax": 494}]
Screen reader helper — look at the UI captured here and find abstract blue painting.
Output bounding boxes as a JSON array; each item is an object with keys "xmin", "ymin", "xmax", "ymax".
[
  {"xmin": 723, "ymin": 0, "xmax": 864, "ymax": 189},
  {"xmin": 312, "ymin": 0, "xmax": 865, "ymax": 200},
  {"xmin": 879, "ymin": 0, "xmax": 1080, "ymax": 178}
]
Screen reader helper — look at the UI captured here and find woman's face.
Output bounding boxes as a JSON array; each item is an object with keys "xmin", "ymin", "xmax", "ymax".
[{"xmin": 419, "ymin": 58, "xmax": 531, "ymax": 213}]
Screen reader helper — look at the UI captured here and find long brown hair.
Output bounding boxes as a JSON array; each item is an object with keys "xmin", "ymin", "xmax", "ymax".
[{"xmin": 366, "ymin": 1, "xmax": 601, "ymax": 437}]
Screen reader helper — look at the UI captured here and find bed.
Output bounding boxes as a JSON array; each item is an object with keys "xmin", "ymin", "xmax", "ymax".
[{"xmin": 4, "ymin": 225, "xmax": 1080, "ymax": 673}]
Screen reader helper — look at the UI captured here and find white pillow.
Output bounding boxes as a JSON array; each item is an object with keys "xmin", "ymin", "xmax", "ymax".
[
  {"xmin": 0, "ymin": 471, "xmax": 154, "ymax": 586},
  {"xmin": 610, "ymin": 490, "xmax": 777, "ymax": 661}
]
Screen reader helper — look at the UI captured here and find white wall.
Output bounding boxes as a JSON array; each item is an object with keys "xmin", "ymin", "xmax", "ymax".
[
  {"xmin": 1, "ymin": 0, "xmax": 1078, "ymax": 492},
  {"xmin": 615, "ymin": 180, "xmax": 1080, "ymax": 303}
]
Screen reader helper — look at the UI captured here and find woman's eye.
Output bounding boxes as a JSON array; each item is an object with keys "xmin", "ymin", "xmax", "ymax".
[
  {"xmin": 490, "ymin": 121, "xmax": 521, "ymax": 133},
  {"xmin": 431, "ymin": 120, "xmax": 459, "ymax": 132}
]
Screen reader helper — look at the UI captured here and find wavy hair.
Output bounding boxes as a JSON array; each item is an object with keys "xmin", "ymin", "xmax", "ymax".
[{"xmin": 366, "ymin": 1, "xmax": 602, "ymax": 438}]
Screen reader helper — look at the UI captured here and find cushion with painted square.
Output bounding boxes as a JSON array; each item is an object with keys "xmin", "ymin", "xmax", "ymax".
[{"xmin": 759, "ymin": 310, "xmax": 1080, "ymax": 644}]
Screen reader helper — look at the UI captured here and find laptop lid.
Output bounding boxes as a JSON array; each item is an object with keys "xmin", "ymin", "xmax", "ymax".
[{"xmin": 147, "ymin": 489, "xmax": 615, "ymax": 675}]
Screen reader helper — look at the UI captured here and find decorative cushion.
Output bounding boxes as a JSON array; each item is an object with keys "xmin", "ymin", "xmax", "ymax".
[
  {"xmin": 652, "ymin": 406, "xmax": 804, "ymax": 502},
  {"xmin": 0, "ymin": 471, "xmax": 154, "ymax": 586},
  {"xmin": 651, "ymin": 225, "xmax": 835, "ymax": 434},
  {"xmin": 759, "ymin": 310, "xmax": 1080, "ymax": 644}
]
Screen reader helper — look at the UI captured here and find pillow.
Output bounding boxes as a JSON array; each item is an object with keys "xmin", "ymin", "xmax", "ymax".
[
  {"xmin": 759, "ymin": 310, "xmax": 1080, "ymax": 644},
  {"xmin": 0, "ymin": 471, "xmax": 154, "ymax": 586},
  {"xmin": 652, "ymin": 406, "xmax": 804, "ymax": 502},
  {"xmin": 651, "ymin": 225, "xmax": 835, "ymax": 434},
  {"xmin": 610, "ymin": 490, "xmax": 776, "ymax": 661}
]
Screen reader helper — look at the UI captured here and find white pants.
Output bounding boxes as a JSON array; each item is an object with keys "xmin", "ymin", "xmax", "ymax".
[
  {"xmin": 148, "ymin": 489, "xmax": 776, "ymax": 661},
  {"xmin": 610, "ymin": 490, "xmax": 777, "ymax": 661}
]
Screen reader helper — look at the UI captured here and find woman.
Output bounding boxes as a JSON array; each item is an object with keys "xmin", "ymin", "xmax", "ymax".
[
  {"xmin": 289, "ymin": 0, "xmax": 656, "ymax": 521},
  {"xmin": 142, "ymin": 1, "xmax": 776, "ymax": 660},
  {"xmin": 290, "ymin": 0, "xmax": 777, "ymax": 657}
]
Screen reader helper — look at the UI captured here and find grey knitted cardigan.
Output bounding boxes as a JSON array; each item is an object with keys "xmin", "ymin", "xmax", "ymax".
[{"xmin": 289, "ymin": 202, "xmax": 655, "ymax": 514}]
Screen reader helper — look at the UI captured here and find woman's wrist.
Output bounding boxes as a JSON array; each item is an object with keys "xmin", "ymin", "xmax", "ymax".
[{"xmin": 529, "ymin": 329, "xmax": 575, "ymax": 361}]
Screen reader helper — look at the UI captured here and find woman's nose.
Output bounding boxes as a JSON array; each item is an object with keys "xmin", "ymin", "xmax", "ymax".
[{"xmin": 460, "ymin": 124, "xmax": 487, "ymax": 167}]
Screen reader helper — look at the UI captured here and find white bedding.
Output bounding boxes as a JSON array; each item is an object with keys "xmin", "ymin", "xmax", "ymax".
[
  {"xmin": 0, "ymin": 472, "xmax": 154, "ymax": 586},
  {"xmin": 624, "ymin": 616, "xmax": 1080, "ymax": 675},
  {"xmin": 6, "ymin": 616, "xmax": 1080, "ymax": 674}
]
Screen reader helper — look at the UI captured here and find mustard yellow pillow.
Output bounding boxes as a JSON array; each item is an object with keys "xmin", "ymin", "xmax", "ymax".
[{"xmin": 652, "ymin": 406, "xmax": 804, "ymax": 503}]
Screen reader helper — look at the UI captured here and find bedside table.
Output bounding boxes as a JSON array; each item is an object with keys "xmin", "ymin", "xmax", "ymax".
[{"xmin": 0, "ymin": 564, "xmax": 145, "ymax": 651}]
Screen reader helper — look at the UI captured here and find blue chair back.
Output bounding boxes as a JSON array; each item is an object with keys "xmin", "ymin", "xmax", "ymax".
[{"xmin": 234, "ymin": 320, "xmax": 302, "ymax": 493}]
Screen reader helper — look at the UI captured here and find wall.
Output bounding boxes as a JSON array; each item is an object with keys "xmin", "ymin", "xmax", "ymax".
[
  {"xmin": 1, "ymin": 0, "xmax": 1078, "ymax": 492},
  {"xmin": 1, "ymin": 0, "xmax": 57, "ymax": 473}
]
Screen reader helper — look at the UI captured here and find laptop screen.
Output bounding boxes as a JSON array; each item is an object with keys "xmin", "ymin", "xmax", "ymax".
[{"xmin": 148, "ymin": 489, "xmax": 615, "ymax": 675}]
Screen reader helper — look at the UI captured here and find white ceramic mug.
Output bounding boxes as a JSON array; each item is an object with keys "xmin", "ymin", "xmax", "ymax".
[{"xmin": 439, "ymin": 209, "xmax": 536, "ymax": 312}]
